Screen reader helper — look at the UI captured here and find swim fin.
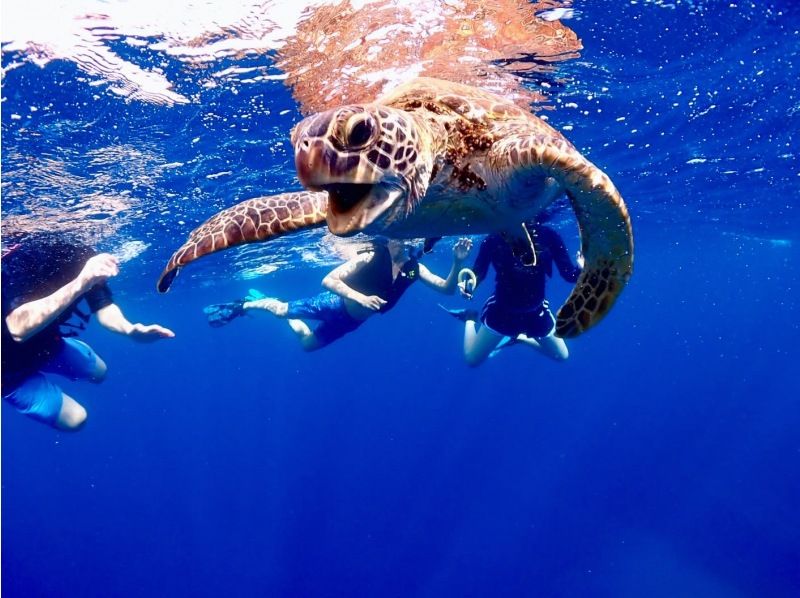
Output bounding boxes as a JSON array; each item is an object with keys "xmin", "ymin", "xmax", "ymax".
[
  {"xmin": 438, "ymin": 304, "xmax": 480, "ymax": 323},
  {"xmin": 246, "ymin": 288, "xmax": 267, "ymax": 301},
  {"xmin": 204, "ymin": 301, "xmax": 246, "ymax": 328},
  {"xmin": 488, "ymin": 336, "xmax": 519, "ymax": 359}
]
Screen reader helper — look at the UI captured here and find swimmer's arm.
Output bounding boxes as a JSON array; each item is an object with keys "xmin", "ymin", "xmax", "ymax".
[
  {"xmin": 5, "ymin": 278, "xmax": 91, "ymax": 343},
  {"xmin": 417, "ymin": 263, "xmax": 450, "ymax": 293},
  {"xmin": 96, "ymin": 304, "xmax": 175, "ymax": 342},
  {"xmin": 322, "ymin": 252, "xmax": 383, "ymax": 308},
  {"xmin": 418, "ymin": 238, "xmax": 472, "ymax": 294},
  {"xmin": 547, "ymin": 231, "xmax": 581, "ymax": 282},
  {"xmin": 555, "ymin": 252, "xmax": 581, "ymax": 282},
  {"xmin": 4, "ymin": 253, "xmax": 119, "ymax": 343}
]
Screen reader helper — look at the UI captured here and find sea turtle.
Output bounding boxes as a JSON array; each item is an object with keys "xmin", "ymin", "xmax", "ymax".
[{"xmin": 157, "ymin": 77, "xmax": 633, "ymax": 338}]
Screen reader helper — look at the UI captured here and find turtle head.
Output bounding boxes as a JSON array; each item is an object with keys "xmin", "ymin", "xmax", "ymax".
[{"xmin": 292, "ymin": 105, "xmax": 432, "ymax": 236}]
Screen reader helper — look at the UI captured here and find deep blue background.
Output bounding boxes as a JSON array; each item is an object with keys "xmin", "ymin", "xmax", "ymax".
[{"xmin": 2, "ymin": 1, "xmax": 799, "ymax": 596}]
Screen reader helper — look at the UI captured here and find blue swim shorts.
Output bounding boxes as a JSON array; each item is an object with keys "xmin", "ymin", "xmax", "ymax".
[
  {"xmin": 2, "ymin": 338, "xmax": 103, "ymax": 426},
  {"xmin": 286, "ymin": 291, "xmax": 365, "ymax": 348},
  {"xmin": 480, "ymin": 296, "xmax": 556, "ymax": 339}
]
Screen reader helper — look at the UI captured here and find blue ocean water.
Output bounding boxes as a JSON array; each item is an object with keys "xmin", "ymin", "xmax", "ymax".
[{"xmin": 2, "ymin": 1, "xmax": 799, "ymax": 597}]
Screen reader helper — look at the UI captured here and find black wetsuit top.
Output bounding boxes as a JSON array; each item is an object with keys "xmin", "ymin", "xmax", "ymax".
[
  {"xmin": 1, "ymin": 239, "xmax": 113, "ymax": 390},
  {"xmin": 344, "ymin": 245, "xmax": 420, "ymax": 313},
  {"xmin": 471, "ymin": 226, "xmax": 581, "ymax": 310}
]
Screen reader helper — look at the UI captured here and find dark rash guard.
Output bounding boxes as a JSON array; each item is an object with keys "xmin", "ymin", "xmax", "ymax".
[
  {"xmin": 471, "ymin": 226, "xmax": 581, "ymax": 310},
  {"xmin": 344, "ymin": 244, "xmax": 420, "ymax": 313}
]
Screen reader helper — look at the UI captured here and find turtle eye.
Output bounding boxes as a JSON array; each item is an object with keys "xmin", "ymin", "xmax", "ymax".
[{"xmin": 345, "ymin": 115, "xmax": 377, "ymax": 149}]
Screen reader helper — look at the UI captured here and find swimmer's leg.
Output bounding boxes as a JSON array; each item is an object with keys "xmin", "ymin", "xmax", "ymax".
[
  {"xmin": 42, "ymin": 338, "xmax": 107, "ymax": 383},
  {"xmin": 3, "ymin": 373, "xmax": 88, "ymax": 430},
  {"xmin": 463, "ymin": 321, "xmax": 504, "ymax": 367},
  {"xmin": 245, "ymin": 301, "xmax": 321, "ymax": 350},
  {"xmin": 247, "ymin": 293, "xmax": 346, "ymax": 352},
  {"xmin": 516, "ymin": 332, "xmax": 569, "ymax": 361},
  {"xmin": 286, "ymin": 319, "xmax": 323, "ymax": 352},
  {"xmin": 245, "ymin": 292, "xmax": 335, "ymax": 322},
  {"xmin": 56, "ymin": 393, "xmax": 88, "ymax": 431},
  {"xmin": 244, "ymin": 298, "xmax": 288, "ymax": 317}
]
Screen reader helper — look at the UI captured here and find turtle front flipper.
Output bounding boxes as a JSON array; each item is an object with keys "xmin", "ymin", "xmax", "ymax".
[
  {"xmin": 157, "ymin": 191, "xmax": 328, "ymax": 292},
  {"xmin": 490, "ymin": 136, "xmax": 634, "ymax": 337}
]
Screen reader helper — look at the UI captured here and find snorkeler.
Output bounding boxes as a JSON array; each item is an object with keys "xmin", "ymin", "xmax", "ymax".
[
  {"xmin": 442, "ymin": 219, "xmax": 583, "ymax": 367},
  {"xmin": 204, "ymin": 237, "xmax": 472, "ymax": 351},
  {"xmin": 1, "ymin": 234, "xmax": 175, "ymax": 430}
]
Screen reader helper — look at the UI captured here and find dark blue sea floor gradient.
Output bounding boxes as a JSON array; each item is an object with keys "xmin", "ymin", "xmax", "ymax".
[{"xmin": 3, "ymin": 225, "xmax": 798, "ymax": 597}]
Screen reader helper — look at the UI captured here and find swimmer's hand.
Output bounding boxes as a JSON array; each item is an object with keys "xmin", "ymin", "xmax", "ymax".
[
  {"xmin": 458, "ymin": 280, "xmax": 474, "ymax": 299},
  {"xmin": 357, "ymin": 294, "xmax": 387, "ymax": 311},
  {"xmin": 452, "ymin": 238, "xmax": 473, "ymax": 262},
  {"xmin": 128, "ymin": 323, "xmax": 175, "ymax": 342},
  {"xmin": 576, "ymin": 250, "xmax": 585, "ymax": 270},
  {"xmin": 79, "ymin": 253, "xmax": 119, "ymax": 289},
  {"xmin": 457, "ymin": 267, "xmax": 477, "ymax": 299}
]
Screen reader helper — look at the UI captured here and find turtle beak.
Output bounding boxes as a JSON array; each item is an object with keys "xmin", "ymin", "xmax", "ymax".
[
  {"xmin": 295, "ymin": 138, "xmax": 332, "ymax": 190},
  {"xmin": 325, "ymin": 179, "xmax": 407, "ymax": 235},
  {"xmin": 295, "ymin": 137, "xmax": 409, "ymax": 235}
]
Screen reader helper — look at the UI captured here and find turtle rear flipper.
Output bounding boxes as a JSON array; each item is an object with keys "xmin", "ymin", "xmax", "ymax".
[
  {"xmin": 157, "ymin": 191, "xmax": 328, "ymax": 292},
  {"xmin": 490, "ymin": 135, "xmax": 634, "ymax": 337}
]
